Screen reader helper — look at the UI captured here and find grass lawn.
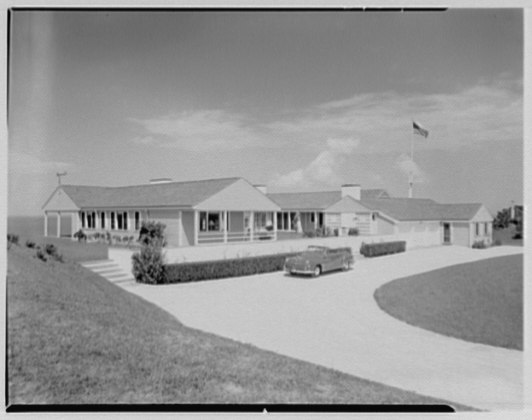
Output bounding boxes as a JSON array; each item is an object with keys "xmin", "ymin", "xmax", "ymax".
[
  {"xmin": 7, "ymin": 244, "xmax": 472, "ymax": 407},
  {"xmin": 493, "ymin": 227, "xmax": 523, "ymax": 247},
  {"xmin": 374, "ymin": 254, "xmax": 523, "ymax": 350}
]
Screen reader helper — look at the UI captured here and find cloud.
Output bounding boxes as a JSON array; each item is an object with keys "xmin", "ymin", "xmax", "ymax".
[
  {"xmin": 9, "ymin": 151, "xmax": 74, "ymax": 175},
  {"xmin": 270, "ymin": 137, "xmax": 359, "ymax": 189},
  {"xmin": 128, "ymin": 74, "xmax": 522, "ymax": 157},
  {"xmin": 395, "ymin": 153, "xmax": 429, "ymax": 184},
  {"xmin": 128, "ymin": 109, "xmax": 260, "ymax": 151}
]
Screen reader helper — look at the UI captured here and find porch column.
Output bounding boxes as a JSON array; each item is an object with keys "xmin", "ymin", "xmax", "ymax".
[
  {"xmin": 314, "ymin": 211, "xmax": 318, "ymax": 229},
  {"xmin": 250, "ymin": 211, "xmax": 254, "ymax": 241},
  {"xmin": 288, "ymin": 212, "xmax": 292, "ymax": 231},
  {"xmin": 44, "ymin": 211, "xmax": 48, "ymax": 236},
  {"xmin": 56, "ymin": 212, "xmax": 61, "ymax": 238},
  {"xmin": 223, "ymin": 211, "xmax": 228, "ymax": 243},
  {"xmin": 273, "ymin": 211, "xmax": 277, "ymax": 240},
  {"xmin": 177, "ymin": 211, "xmax": 183, "ymax": 247},
  {"xmin": 193, "ymin": 210, "xmax": 199, "ymax": 245}
]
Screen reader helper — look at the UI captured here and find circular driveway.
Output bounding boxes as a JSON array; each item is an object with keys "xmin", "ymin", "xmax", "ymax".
[{"xmin": 122, "ymin": 245, "xmax": 523, "ymax": 410}]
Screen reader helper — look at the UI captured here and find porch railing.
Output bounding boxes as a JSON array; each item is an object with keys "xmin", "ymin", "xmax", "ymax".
[{"xmin": 198, "ymin": 230, "xmax": 276, "ymax": 245}]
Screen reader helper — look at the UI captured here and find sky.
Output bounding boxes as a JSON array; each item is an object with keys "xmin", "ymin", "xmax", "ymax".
[{"xmin": 8, "ymin": 9, "xmax": 523, "ymax": 216}]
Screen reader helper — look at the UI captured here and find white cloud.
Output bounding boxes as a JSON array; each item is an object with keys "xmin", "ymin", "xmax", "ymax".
[
  {"xmin": 9, "ymin": 151, "xmax": 74, "ymax": 175},
  {"xmin": 395, "ymin": 153, "xmax": 429, "ymax": 184},
  {"xmin": 128, "ymin": 109, "xmax": 259, "ymax": 151},
  {"xmin": 270, "ymin": 137, "xmax": 359, "ymax": 189},
  {"xmin": 128, "ymin": 75, "xmax": 522, "ymax": 157}
]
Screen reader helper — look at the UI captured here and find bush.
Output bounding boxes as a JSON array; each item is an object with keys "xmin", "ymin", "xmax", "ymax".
[
  {"xmin": 472, "ymin": 240, "xmax": 487, "ymax": 249},
  {"xmin": 303, "ymin": 230, "xmax": 316, "ymax": 238},
  {"xmin": 165, "ymin": 252, "xmax": 298, "ymax": 284},
  {"xmin": 348, "ymin": 227, "xmax": 359, "ymax": 236},
  {"xmin": 42, "ymin": 243, "xmax": 64, "ymax": 262},
  {"xmin": 25, "ymin": 240, "xmax": 36, "ymax": 249},
  {"xmin": 138, "ymin": 221, "xmax": 167, "ymax": 247},
  {"xmin": 35, "ymin": 247, "xmax": 47, "ymax": 262},
  {"xmin": 493, "ymin": 239, "xmax": 502, "ymax": 246},
  {"xmin": 132, "ymin": 245, "xmax": 167, "ymax": 284},
  {"xmin": 360, "ymin": 241, "xmax": 406, "ymax": 258},
  {"xmin": 7, "ymin": 234, "xmax": 19, "ymax": 246},
  {"xmin": 73, "ymin": 229, "xmax": 87, "ymax": 242},
  {"xmin": 132, "ymin": 221, "xmax": 167, "ymax": 284}
]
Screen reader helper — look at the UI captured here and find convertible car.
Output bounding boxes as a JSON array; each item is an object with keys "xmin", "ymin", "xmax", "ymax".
[{"xmin": 284, "ymin": 245, "xmax": 354, "ymax": 277}]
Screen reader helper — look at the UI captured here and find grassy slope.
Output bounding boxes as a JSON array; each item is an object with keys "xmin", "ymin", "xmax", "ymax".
[
  {"xmin": 374, "ymin": 254, "xmax": 523, "ymax": 350},
  {"xmin": 7, "ymin": 245, "xmax": 470, "ymax": 407}
]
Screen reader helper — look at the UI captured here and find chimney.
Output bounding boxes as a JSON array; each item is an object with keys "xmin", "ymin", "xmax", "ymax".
[
  {"xmin": 149, "ymin": 178, "xmax": 172, "ymax": 184},
  {"xmin": 341, "ymin": 184, "xmax": 361, "ymax": 200},
  {"xmin": 254, "ymin": 184, "xmax": 267, "ymax": 195}
]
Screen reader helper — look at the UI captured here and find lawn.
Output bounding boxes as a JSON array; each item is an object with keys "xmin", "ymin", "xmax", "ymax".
[
  {"xmin": 374, "ymin": 254, "xmax": 523, "ymax": 350},
  {"xmin": 6, "ymin": 244, "xmax": 471, "ymax": 408}
]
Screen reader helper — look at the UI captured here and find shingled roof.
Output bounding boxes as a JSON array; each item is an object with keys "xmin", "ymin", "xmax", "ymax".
[
  {"xmin": 51, "ymin": 177, "xmax": 241, "ymax": 209},
  {"xmin": 362, "ymin": 198, "xmax": 484, "ymax": 221},
  {"xmin": 267, "ymin": 189, "xmax": 391, "ymax": 210}
]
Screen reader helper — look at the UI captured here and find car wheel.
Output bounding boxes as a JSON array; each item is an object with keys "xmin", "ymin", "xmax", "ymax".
[
  {"xmin": 313, "ymin": 265, "xmax": 321, "ymax": 277},
  {"xmin": 342, "ymin": 259, "xmax": 350, "ymax": 271}
]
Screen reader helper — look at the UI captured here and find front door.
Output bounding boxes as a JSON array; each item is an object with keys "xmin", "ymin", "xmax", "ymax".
[{"xmin": 443, "ymin": 223, "xmax": 451, "ymax": 244}]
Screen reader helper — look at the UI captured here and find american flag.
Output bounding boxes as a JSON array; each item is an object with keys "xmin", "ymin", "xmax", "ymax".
[{"xmin": 413, "ymin": 121, "xmax": 429, "ymax": 138}]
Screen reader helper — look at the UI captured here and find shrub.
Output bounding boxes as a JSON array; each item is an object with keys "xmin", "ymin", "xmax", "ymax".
[
  {"xmin": 7, "ymin": 234, "xmax": 19, "ymax": 246},
  {"xmin": 360, "ymin": 241, "xmax": 406, "ymax": 258},
  {"xmin": 303, "ymin": 230, "xmax": 316, "ymax": 238},
  {"xmin": 348, "ymin": 227, "xmax": 359, "ymax": 236},
  {"xmin": 493, "ymin": 239, "xmax": 502, "ymax": 246},
  {"xmin": 35, "ymin": 247, "xmax": 47, "ymax": 262},
  {"xmin": 132, "ymin": 245, "xmax": 167, "ymax": 284},
  {"xmin": 472, "ymin": 240, "xmax": 487, "ymax": 249},
  {"xmin": 164, "ymin": 252, "xmax": 298, "ymax": 284},
  {"xmin": 73, "ymin": 229, "xmax": 87, "ymax": 242},
  {"xmin": 132, "ymin": 221, "xmax": 167, "ymax": 284},
  {"xmin": 42, "ymin": 243, "xmax": 64, "ymax": 262},
  {"xmin": 25, "ymin": 240, "xmax": 36, "ymax": 249},
  {"xmin": 138, "ymin": 221, "xmax": 167, "ymax": 247}
]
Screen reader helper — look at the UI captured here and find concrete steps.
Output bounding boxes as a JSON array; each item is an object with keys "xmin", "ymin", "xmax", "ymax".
[{"xmin": 80, "ymin": 259, "xmax": 136, "ymax": 287}]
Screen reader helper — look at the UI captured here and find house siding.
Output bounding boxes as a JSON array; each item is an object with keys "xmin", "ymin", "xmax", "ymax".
[
  {"xmin": 376, "ymin": 214, "xmax": 395, "ymax": 235},
  {"xmin": 149, "ymin": 209, "xmax": 182, "ymax": 247},
  {"xmin": 181, "ymin": 211, "xmax": 195, "ymax": 246}
]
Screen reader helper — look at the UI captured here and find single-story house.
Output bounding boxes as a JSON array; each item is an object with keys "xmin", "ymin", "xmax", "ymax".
[
  {"xmin": 42, "ymin": 177, "xmax": 493, "ymax": 248},
  {"xmin": 42, "ymin": 177, "xmax": 281, "ymax": 246}
]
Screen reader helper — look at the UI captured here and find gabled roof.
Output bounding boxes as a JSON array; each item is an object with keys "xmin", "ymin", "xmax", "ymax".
[
  {"xmin": 46, "ymin": 177, "xmax": 241, "ymax": 209},
  {"xmin": 325, "ymin": 195, "xmax": 373, "ymax": 213},
  {"xmin": 267, "ymin": 191, "xmax": 341, "ymax": 210},
  {"xmin": 362, "ymin": 198, "xmax": 484, "ymax": 222},
  {"xmin": 267, "ymin": 189, "xmax": 391, "ymax": 210}
]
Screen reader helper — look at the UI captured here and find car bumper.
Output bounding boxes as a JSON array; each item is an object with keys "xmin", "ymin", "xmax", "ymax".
[{"xmin": 285, "ymin": 266, "xmax": 314, "ymax": 275}]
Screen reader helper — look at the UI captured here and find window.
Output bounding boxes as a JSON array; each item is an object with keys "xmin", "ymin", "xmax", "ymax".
[
  {"xmin": 86, "ymin": 211, "xmax": 96, "ymax": 229},
  {"xmin": 80, "ymin": 211, "xmax": 86, "ymax": 228},
  {"xmin": 135, "ymin": 211, "xmax": 140, "ymax": 230},
  {"xmin": 476, "ymin": 223, "xmax": 480, "ymax": 236},
  {"xmin": 372, "ymin": 213, "xmax": 376, "ymax": 221},
  {"xmin": 484, "ymin": 222, "xmax": 489, "ymax": 236},
  {"xmin": 200, "ymin": 212, "xmax": 221, "ymax": 232},
  {"xmin": 123, "ymin": 212, "xmax": 128, "ymax": 230},
  {"xmin": 111, "ymin": 212, "xmax": 116, "ymax": 230},
  {"xmin": 100, "ymin": 212, "xmax": 105, "ymax": 229}
]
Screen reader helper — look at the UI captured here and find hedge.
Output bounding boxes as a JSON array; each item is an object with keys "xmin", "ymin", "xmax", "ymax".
[
  {"xmin": 360, "ymin": 241, "xmax": 406, "ymax": 258},
  {"xmin": 164, "ymin": 252, "xmax": 298, "ymax": 284}
]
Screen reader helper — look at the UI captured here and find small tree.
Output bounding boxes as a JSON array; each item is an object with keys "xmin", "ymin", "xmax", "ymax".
[
  {"xmin": 132, "ymin": 221, "xmax": 167, "ymax": 284},
  {"xmin": 493, "ymin": 208, "xmax": 512, "ymax": 230}
]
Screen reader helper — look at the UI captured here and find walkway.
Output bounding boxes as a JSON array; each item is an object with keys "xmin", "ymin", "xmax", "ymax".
[{"xmin": 97, "ymin": 246, "xmax": 524, "ymax": 410}]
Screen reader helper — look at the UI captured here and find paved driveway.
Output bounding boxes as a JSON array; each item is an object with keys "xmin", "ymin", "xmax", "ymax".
[{"xmin": 120, "ymin": 245, "xmax": 523, "ymax": 411}]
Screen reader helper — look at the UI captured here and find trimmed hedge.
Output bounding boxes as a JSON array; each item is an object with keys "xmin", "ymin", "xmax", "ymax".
[
  {"xmin": 360, "ymin": 241, "xmax": 406, "ymax": 258},
  {"xmin": 164, "ymin": 252, "xmax": 298, "ymax": 284}
]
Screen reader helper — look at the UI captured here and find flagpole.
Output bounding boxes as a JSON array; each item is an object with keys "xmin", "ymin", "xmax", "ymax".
[{"xmin": 409, "ymin": 120, "xmax": 414, "ymax": 198}]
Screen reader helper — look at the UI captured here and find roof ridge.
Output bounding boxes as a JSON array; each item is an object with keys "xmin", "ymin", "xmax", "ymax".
[
  {"xmin": 61, "ymin": 177, "xmax": 242, "ymax": 190},
  {"xmin": 267, "ymin": 190, "xmax": 339, "ymax": 195}
]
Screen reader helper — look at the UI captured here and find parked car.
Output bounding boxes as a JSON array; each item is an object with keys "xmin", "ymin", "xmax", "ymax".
[{"xmin": 284, "ymin": 245, "xmax": 354, "ymax": 277}]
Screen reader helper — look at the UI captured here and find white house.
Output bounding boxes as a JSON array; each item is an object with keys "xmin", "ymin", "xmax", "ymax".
[{"xmin": 42, "ymin": 177, "xmax": 493, "ymax": 248}]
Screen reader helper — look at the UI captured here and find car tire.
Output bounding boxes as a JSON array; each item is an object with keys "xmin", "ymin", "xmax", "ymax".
[
  {"xmin": 313, "ymin": 265, "xmax": 321, "ymax": 277},
  {"xmin": 342, "ymin": 259, "xmax": 350, "ymax": 271}
]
